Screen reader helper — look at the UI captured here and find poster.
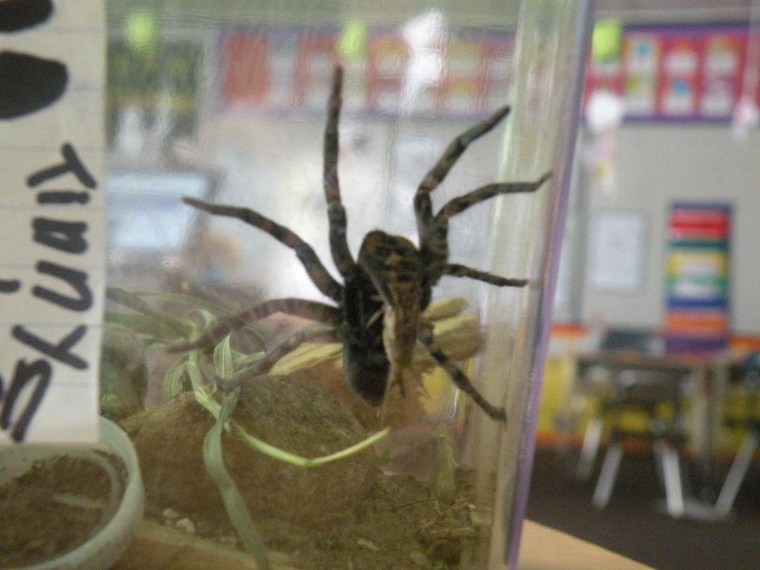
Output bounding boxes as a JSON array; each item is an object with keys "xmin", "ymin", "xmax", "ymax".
[
  {"xmin": 585, "ymin": 24, "xmax": 751, "ymax": 122},
  {"xmin": 665, "ymin": 202, "xmax": 731, "ymax": 355},
  {"xmin": 589, "ymin": 211, "xmax": 647, "ymax": 292},
  {"xmin": 217, "ymin": 27, "xmax": 514, "ymax": 118}
]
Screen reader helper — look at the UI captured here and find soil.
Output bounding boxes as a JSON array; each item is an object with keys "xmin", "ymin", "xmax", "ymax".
[
  {"xmin": 0, "ymin": 452, "xmax": 126, "ymax": 568},
  {"xmin": 146, "ymin": 466, "xmax": 489, "ymax": 570},
  {"xmin": 127, "ymin": 374, "xmax": 494, "ymax": 569}
]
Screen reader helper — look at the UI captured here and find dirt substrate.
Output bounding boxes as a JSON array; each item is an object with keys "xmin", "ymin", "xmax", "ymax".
[
  {"xmin": 128, "ymin": 375, "xmax": 493, "ymax": 569},
  {"xmin": 0, "ymin": 452, "xmax": 126, "ymax": 567}
]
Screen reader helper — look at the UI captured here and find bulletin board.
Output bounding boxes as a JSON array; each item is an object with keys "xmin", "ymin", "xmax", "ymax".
[
  {"xmin": 215, "ymin": 23, "xmax": 759, "ymax": 123},
  {"xmin": 585, "ymin": 23, "xmax": 754, "ymax": 122},
  {"xmin": 216, "ymin": 26, "xmax": 515, "ymax": 118}
]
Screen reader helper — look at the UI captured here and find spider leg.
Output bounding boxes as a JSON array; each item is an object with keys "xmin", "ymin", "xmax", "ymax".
[
  {"xmin": 444, "ymin": 263, "xmax": 528, "ymax": 288},
  {"xmin": 322, "ymin": 65, "xmax": 356, "ymax": 278},
  {"xmin": 414, "ymin": 106, "xmax": 511, "ymax": 234},
  {"xmin": 169, "ymin": 297, "xmax": 342, "ymax": 353},
  {"xmin": 423, "ymin": 173, "xmax": 552, "ymax": 286},
  {"xmin": 223, "ymin": 324, "xmax": 340, "ymax": 390},
  {"xmin": 183, "ymin": 197, "xmax": 343, "ymax": 302},
  {"xmin": 435, "ymin": 172, "xmax": 552, "ymax": 223},
  {"xmin": 417, "ymin": 326, "xmax": 507, "ymax": 423}
]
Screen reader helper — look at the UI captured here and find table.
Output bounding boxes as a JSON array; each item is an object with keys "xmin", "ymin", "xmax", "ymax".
[
  {"xmin": 114, "ymin": 519, "xmax": 650, "ymax": 569},
  {"xmin": 519, "ymin": 520, "xmax": 650, "ymax": 569},
  {"xmin": 573, "ymin": 351, "xmax": 730, "ymax": 489}
]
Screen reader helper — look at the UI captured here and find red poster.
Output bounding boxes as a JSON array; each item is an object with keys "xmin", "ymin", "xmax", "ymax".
[
  {"xmin": 221, "ymin": 33, "xmax": 271, "ymax": 107},
  {"xmin": 702, "ymin": 32, "xmax": 746, "ymax": 117},
  {"xmin": 657, "ymin": 35, "xmax": 702, "ymax": 117}
]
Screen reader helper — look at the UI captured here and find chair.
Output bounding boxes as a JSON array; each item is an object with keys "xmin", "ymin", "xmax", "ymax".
[
  {"xmin": 575, "ymin": 327, "xmax": 662, "ymax": 480},
  {"xmin": 709, "ymin": 352, "xmax": 760, "ymax": 519},
  {"xmin": 589, "ymin": 368, "xmax": 691, "ymax": 517},
  {"xmin": 572, "ymin": 328, "xmax": 693, "ymax": 517}
]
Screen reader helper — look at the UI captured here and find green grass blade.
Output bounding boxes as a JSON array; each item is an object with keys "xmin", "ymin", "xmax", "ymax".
[
  {"xmin": 231, "ymin": 424, "xmax": 390, "ymax": 468},
  {"xmin": 162, "ymin": 356, "xmax": 188, "ymax": 400},
  {"xmin": 214, "ymin": 335, "xmax": 234, "ymax": 380},
  {"xmin": 193, "ymin": 385, "xmax": 389, "ymax": 469},
  {"xmin": 203, "ymin": 388, "xmax": 270, "ymax": 570},
  {"xmin": 127, "ymin": 290, "xmax": 240, "ymax": 316},
  {"xmin": 126, "ymin": 290, "xmax": 269, "ymax": 348},
  {"xmin": 106, "ymin": 287, "xmax": 190, "ymax": 337},
  {"xmin": 185, "ymin": 354, "xmax": 208, "ymax": 392}
]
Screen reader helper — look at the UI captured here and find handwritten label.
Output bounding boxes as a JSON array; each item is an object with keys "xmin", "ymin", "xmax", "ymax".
[{"xmin": 0, "ymin": 1, "xmax": 105, "ymax": 443}]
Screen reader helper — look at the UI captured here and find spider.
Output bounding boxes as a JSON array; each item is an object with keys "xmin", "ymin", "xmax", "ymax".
[{"xmin": 172, "ymin": 65, "xmax": 550, "ymax": 423}]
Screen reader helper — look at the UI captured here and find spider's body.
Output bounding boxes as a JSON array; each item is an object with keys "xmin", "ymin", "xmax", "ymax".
[
  {"xmin": 174, "ymin": 65, "xmax": 550, "ymax": 422},
  {"xmin": 357, "ymin": 231, "xmax": 423, "ymax": 385}
]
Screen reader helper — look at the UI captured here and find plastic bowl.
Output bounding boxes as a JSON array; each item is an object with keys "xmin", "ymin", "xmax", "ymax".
[{"xmin": 0, "ymin": 417, "xmax": 144, "ymax": 570}]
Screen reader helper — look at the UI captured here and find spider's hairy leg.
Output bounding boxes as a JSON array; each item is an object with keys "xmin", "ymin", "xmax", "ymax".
[
  {"xmin": 323, "ymin": 65, "xmax": 356, "ymax": 278},
  {"xmin": 183, "ymin": 197, "xmax": 343, "ymax": 302},
  {"xmin": 444, "ymin": 263, "xmax": 529, "ymax": 288},
  {"xmin": 414, "ymin": 105, "xmax": 511, "ymax": 232},
  {"xmin": 323, "ymin": 65, "xmax": 343, "ymax": 206},
  {"xmin": 224, "ymin": 324, "xmax": 340, "ymax": 390},
  {"xmin": 435, "ymin": 172, "xmax": 552, "ymax": 222},
  {"xmin": 417, "ymin": 326, "xmax": 507, "ymax": 423},
  {"xmin": 168, "ymin": 298, "xmax": 342, "ymax": 353},
  {"xmin": 423, "ymin": 172, "xmax": 552, "ymax": 287}
]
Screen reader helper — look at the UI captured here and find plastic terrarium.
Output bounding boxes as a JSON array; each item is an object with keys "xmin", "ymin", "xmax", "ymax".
[{"xmin": 102, "ymin": 1, "xmax": 591, "ymax": 568}]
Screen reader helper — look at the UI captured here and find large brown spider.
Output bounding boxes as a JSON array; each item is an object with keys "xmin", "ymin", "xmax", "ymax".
[{"xmin": 172, "ymin": 65, "xmax": 550, "ymax": 423}]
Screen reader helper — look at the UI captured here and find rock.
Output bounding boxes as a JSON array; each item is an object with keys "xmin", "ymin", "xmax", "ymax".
[
  {"xmin": 162, "ymin": 508, "xmax": 180, "ymax": 522},
  {"xmin": 175, "ymin": 518, "xmax": 196, "ymax": 534},
  {"xmin": 134, "ymin": 375, "xmax": 377, "ymax": 523}
]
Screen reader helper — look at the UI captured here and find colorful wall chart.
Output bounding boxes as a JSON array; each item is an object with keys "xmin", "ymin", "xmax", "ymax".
[
  {"xmin": 586, "ymin": 24, "xmax": 751, "ymax": 122},
  {"xmin": 214, "ymin": 23, "xmax": 760, "ymax": 123},
  {"xmin": 217, "ymin": 26, "xmax": 515, "ymax": 118},
  {"xmin": 665, "ymin": 203, "xmax": 732, "ymax": 355}
]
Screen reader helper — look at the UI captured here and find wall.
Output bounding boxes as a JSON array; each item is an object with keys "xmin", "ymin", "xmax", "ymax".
[{"xmin": 576, "ymin": 124, "xmax": 760, "ymax": 334}]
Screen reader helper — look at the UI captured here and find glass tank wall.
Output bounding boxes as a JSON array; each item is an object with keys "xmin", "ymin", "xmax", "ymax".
[{"xmin": 103, "ymin": 1, "xmax": 592, "ymax": 568}]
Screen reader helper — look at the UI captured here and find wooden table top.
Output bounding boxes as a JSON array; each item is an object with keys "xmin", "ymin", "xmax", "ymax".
[{"xmin": 114, "ymin": 518, "xmax": 650, "ymax": 569}]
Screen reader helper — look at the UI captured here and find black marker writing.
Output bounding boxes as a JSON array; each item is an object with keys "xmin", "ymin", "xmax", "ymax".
[
  {"xmin": 0, "ymin": 0, "xmax": 53, "ymax": 33},
  {"xmin": 3, "ymin": 141, "xmax": 98, "ymax": 440},
  {"xmin": 28, "ymin": 143, "xmax": 97, "ymax": 189},
  {"xmin": 0, "ymin": 1, "xmax": 65, "ymax": 121},
  {"xmin": 0, "ymin": 51, "xmax": 68, "ymax": 120},
  {"xmin": 36, "ymin": 190, "xmax": 91, "ymax": 205},
  {"xmin": 12, "ymin": 324, "xmax": 88, "ymax": 370},
  {"xmin": 0, "ymin": 359, "xmax": 52, "ymax": 442},
  {"xmin": 32, "ymin": 261, "xmax": 92, "ymax": 312},
  {"xmin": 0, "ymin": 279, "xmax": 21, "ymax": 293},
  {"xmin": 34, "ymin": 218, "xmax": 88, "ymax": 254}
]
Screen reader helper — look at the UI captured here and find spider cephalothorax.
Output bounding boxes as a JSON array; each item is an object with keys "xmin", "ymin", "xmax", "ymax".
[{"xmin": 173, "ymin": 65, "xmax": 550, "ymax": 423}]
